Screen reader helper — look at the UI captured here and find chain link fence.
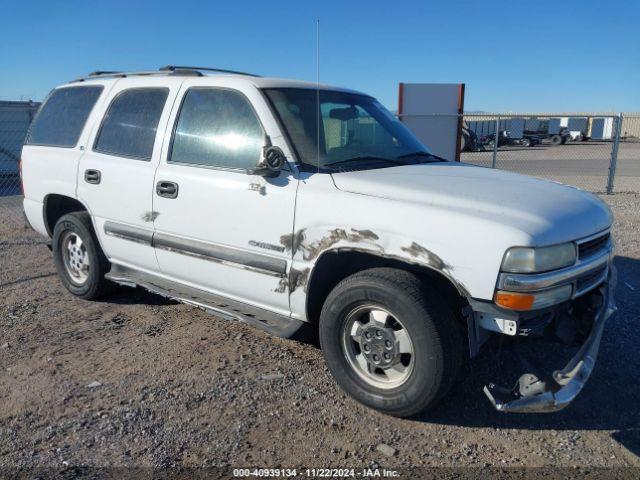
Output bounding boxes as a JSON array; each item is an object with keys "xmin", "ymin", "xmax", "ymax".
[
  {"xmin": 399, "ymin": 111, "xmax": 640, "ymax": 194},
  {"xmin": 615, "ymin": 114, "xmax": 640, "ymax": 192},
  {"xmin": 0, "ymin": 101, "xmax": 39, "ymax": 231},
  {"xmin": 459, "ymin": 113, "xmax": 635, "ymax": 193}
]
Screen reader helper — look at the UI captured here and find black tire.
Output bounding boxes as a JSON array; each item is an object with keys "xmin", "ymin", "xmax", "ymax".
[
  {"xmin": 52, "ymin": 212, "xmax": 112, "ymax": 300},
  {"xmin": 319, "ymin": 268, "xmax": 464, "ymax": 418},
  {"xmin": 520, "ymin": 137, "xmax": 531, "ymax": 147},
  {"xmin": 550, "ymin": 134, "xmax": 563, "ymax": 146}
]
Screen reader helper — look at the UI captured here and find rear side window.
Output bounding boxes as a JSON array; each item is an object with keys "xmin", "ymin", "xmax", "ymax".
[
  {"xmin": 26, "ymin": 86, "xmax": 103, "ymax": 147},
  {"xmin": 94, "ymin": 88, "xmax": 169, "ymax": 160},
  {"xmin": 170, "ymin": 88, "xmax": 264, "ymax": 170}
]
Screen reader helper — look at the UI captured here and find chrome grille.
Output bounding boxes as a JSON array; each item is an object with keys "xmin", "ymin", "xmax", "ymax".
[
  {"xmin": 576, "ymin": 265, "xmax": 607, "ymax": 296},
  {"xmin": 578, "ymin": 233, "xmax": 610, "ymax": 260}
]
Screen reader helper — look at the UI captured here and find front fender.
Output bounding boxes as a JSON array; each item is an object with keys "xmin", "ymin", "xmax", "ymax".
[{"xmin": 284, "ymin": 225, "xmax": 469, "ymax": 322}]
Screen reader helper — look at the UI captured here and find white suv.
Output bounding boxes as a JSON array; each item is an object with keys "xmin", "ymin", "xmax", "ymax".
[{"xmin": 21, "ymin": 66, "xmax": 616, "ymax": 417}]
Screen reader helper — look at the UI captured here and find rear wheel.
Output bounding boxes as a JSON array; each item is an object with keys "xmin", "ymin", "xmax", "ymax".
[
  {"xmin": 52, "ymin": 212, "xmax": 112, "ymax": 300},
  {"xmin": 550, "ymin": 134, "xmax": 563, "ymax": 146},
  {"xmin": 319, "ymin": 268, "xmax": 463, "ymax": 417}
]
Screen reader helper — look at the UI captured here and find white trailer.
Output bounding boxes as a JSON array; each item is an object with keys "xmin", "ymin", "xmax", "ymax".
[{"xmin": 591, "ymin": 117, "xmax": 614, "ymax": 140}]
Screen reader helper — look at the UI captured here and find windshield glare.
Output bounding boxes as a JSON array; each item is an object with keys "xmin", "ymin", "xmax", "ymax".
[{"xmin": 264, "ymin": 88, "xmax": 434, "ymax": 171}]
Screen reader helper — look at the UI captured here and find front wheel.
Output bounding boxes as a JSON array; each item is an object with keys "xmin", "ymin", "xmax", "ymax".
[
  {"xmin": 319, "ymin": 268, "xmax": 463, "ymax": 417},
  {"xmin": 52, "ymin": 212, "xmax": 113, "ymax": 300}
]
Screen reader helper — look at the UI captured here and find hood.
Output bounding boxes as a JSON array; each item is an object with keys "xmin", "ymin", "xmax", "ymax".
[{"xmin": 331, "ymin": 162, "xmax": 612, "ymax": 245}]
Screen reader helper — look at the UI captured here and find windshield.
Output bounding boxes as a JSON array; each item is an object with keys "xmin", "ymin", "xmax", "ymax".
[{"xmin": 264, "ymin": 88, "xmax": 440, "ymax": 172}]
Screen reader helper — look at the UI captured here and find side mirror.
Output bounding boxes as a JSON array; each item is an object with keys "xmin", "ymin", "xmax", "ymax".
[{"xmin": 247, "ymin": 138, "xmax": 288, "ymax": 177}]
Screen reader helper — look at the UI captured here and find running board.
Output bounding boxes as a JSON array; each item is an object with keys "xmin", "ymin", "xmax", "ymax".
[{"xmin": 105, "ymin": 265, "xmax": 303, "ymax": 338}]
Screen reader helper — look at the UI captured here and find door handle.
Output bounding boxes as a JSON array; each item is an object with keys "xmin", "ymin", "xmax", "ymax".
[
  {"xmin": 84, "ymin": 169, "xmax": 101, "ymax": 184},
  {"xmin": 156, "ymin": 180, "xmax": 179, "ymax": 199}
]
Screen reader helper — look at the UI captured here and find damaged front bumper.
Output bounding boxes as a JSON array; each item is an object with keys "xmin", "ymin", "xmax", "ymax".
[{"xmin": 474, "ymin": 269, "xmax": 617, "ymax": 413}]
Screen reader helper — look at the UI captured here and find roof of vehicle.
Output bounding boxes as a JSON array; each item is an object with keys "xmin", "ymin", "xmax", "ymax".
[{"xmin": 65, "ymin": 66, "xmax": 368, "ymax": 96}]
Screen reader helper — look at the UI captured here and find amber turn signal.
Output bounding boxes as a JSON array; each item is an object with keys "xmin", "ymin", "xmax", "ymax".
[{"xmin": 494, "ymin": 291, "xmax": 535, "ymax": 310}]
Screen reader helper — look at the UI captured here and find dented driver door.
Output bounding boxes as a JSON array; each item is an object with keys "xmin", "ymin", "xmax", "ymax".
[{"xmin": 152, "ymin": 77, "xmax": 298, "ymax": 316}]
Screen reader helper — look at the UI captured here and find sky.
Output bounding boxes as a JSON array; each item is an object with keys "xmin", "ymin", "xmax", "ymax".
[{"xmin": 1, "ymin": 0, "xmax": 639, "ymax": 112}]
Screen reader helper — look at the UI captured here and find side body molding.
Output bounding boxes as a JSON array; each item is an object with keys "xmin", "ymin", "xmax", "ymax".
[
  {"xmin": 104, "ymin": 221, "xmax": 153, "ymax": 245},
  {"xmin": 103, "ymin": 221, "xmax": 286, "ymax": 277}
]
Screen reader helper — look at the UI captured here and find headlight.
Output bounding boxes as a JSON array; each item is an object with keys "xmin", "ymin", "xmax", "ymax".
[{"xmin": 501, "ymin": 243, "xmax": 576, "ymax": 273}]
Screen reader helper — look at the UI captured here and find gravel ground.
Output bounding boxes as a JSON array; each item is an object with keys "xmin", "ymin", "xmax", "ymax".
[{"xmin": 0, "ymin": 194, "xmax": 639, "ymax": 478}]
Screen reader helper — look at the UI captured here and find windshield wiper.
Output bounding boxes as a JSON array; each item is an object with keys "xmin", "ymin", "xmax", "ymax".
[
  {"xmin": 397, "ymin": 151, "xmax": 447, "ymax": 163},
  {"xmin": 324, "ymin": 156, "xmax": 406, "ymax": 168}
]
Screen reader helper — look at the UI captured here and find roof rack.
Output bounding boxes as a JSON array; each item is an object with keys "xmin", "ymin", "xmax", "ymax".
[
  {"xmin": 87, "ymin": 70, "xmax": 124, "ymax": 76},
  {"xmin": 159, "ymin": 65, "xmax": 261, "ymax": 77},
  {"xmin": 72, "ymin": 70, "xmax": 179, "ymax": 82},
  {"xmin": 72, "ymin": 65, "xmax": 261, "ymax": 82}
]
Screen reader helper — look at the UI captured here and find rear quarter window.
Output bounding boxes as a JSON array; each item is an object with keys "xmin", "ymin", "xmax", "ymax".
[
  {"xmin": 26, "ymin": 86, "xmax": 104, "ymax": 147},
  {"xmin": 94, "ymin": 88, "xmax": 169, "ymax": 160}
]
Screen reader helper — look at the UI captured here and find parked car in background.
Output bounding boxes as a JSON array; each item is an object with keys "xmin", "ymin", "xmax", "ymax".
[
  {"xmin": 480, "ymin": 130, "xmax": 543, "ymax": 148},
  {"xmin": 21, "ymin": 66, "xmax": 616, "ymax": 417}
]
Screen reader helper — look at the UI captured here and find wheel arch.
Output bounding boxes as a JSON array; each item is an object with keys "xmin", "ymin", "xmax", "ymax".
[
  {"xmin": 43, "ymin": 193, "xmax": 90, "ymax": 237},
  {"xmin": 304, "ymin": 247, "xmax": 470, "ymax": 326}
]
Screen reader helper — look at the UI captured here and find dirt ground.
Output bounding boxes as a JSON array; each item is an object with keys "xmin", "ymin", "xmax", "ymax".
[{"xmin": 1, "ymin": 194, "xmax": 639, "ymax": 478}]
